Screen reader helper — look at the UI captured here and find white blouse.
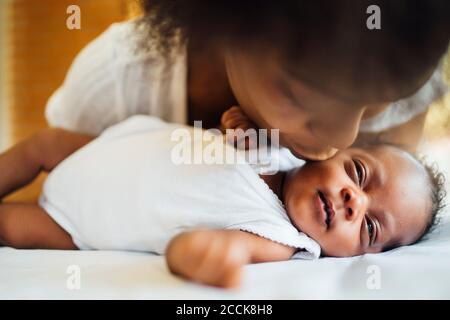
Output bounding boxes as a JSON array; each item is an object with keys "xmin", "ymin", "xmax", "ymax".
[{"xmin": 45, "ymin": 19, "xmax": 449, "ymax": 135}]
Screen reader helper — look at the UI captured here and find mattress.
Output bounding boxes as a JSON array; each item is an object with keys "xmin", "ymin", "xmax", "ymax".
[{"xmin": 1, "ymin": 139, "xmax": 449, "ymax": 299}]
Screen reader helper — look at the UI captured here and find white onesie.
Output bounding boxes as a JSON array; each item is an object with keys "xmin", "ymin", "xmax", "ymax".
[{"xmin": 39, "ymin": 115, "xmax": 321, "ymax": 259}]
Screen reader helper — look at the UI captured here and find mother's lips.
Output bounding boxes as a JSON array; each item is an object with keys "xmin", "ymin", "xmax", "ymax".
[
  {"xmin": 318, "ymin": 190, "xmax": 335, "ymax": 227},
  {"xmin": 287, "ymin": 145, "xmax": 339, "ymax": 161}
]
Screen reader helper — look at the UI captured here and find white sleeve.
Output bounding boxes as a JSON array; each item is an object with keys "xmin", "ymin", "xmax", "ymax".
[
  {"xmin": 359, "ymin": 62, "xmax": 449, "ymax": 133},
  {"xmin": 45, "ymin": 24, "xmax": 128, "ymax": 135},
  {"xmin": 46, "ymin": 20, "xmax": 188, "ymax": 135}
]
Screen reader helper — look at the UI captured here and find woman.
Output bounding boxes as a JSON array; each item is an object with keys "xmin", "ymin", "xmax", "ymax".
[{"xmin": 46, "ymin": 0, "xmax": 450, "ymax": 160}]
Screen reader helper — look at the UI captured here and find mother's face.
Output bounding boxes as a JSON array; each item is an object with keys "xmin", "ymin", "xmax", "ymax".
[{"xmin": 224, "ymin": 50, "xmax": 387, "ymax": 161}]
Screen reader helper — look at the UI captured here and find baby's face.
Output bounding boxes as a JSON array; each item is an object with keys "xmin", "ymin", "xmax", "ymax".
[{"xmin": 283, "ymin": 146, "xmax": 431, "ymax": 257}]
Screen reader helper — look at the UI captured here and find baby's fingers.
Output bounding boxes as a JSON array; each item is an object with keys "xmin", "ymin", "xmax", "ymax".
[
  {"xmin": 220, "ymin": 263, "xmax": 243, "ymax": 288},
  {"xmin": 220, "ymin": 106, "xmax": 242, "ymax": 125},
  {"xmin": 193, "ymin": 238, "xmax": 247, "ymax": 288},
  {"xmin": 221, "ymin": 106, "xmax": 254, "ymax": 130},
  {"xmin": 221, "ymin": 106, "xmax": 259, "ymax": 150}
]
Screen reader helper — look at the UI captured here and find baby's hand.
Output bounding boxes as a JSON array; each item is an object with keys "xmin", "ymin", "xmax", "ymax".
[
  {"xmin": 166, "ymin": 230, "xmax": 250, "ymax": 288},
  {"xmin": 221, "ymin": 106, "xmax": 258, "ymax": 149}
]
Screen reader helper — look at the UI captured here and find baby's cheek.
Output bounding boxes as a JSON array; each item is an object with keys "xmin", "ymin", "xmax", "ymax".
[{"xmin": 320, "ymin": 228, "xmax": 362, "ymax": 257}]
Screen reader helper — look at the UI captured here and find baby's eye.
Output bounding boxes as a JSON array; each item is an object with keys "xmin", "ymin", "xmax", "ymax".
[
  {"xmin": 366, "ymin": 216, "xmax": 375, "ymax": 245},
  {"xmin": 353, "ymin": 159, "xmax": 364, "ymax": 186}
]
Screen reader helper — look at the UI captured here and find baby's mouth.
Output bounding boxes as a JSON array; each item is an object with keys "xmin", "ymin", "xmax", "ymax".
[{"xmin": 318, "ymin": 190, "xmax": 335, "ymax": 228}]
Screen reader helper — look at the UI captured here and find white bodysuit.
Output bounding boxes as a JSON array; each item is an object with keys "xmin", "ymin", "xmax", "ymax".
[{"xmin": 39, "ymin": 115, "xmax": 321, "ymax": 259}]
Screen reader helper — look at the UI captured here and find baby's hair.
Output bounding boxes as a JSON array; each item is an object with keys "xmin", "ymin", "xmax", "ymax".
[
  {"xmin": 139, "ymin": 0, "xmax": 450, "ymax": 103},
  {"xmin": 413, "ymin": 156, "xmax": 447, "ymax": 243}
]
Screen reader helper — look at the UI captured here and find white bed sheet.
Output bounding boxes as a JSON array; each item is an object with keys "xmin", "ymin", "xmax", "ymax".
[{"xmin": 1, "ymin": 140, "xmax": 449, "ymax": 299}]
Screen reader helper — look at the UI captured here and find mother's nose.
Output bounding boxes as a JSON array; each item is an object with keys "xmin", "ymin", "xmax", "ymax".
[{"xmin": 341, "ymin": 187, "xmax": 368, "ymax": 221}]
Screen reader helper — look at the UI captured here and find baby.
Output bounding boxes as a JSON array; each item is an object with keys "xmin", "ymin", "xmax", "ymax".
[{"xmin": 0, "ymin": 115, "xmax": 444, "ymax": 288}]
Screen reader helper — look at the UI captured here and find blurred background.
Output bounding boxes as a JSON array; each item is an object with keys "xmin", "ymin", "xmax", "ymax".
[
  {"xmin": 0, "ymin": 0, "xmax": 449, "ymax": 201},
  {"xmin": 0, "ymin": 0, "xmax": 141, "ymax": 145},
  {"xmin": 0, "ymin": 0, "xmax": 141, "ymax": 200}
]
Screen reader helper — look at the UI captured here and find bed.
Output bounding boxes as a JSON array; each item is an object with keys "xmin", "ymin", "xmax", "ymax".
[{"xmin": 1, "ymin": 140, "xmax": 449, "ymax": 299}]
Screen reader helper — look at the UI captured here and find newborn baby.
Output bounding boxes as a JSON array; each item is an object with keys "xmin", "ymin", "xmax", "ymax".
[{"xmin": 0, "ymin": 115, "xmax": 444, "ymax": 288}]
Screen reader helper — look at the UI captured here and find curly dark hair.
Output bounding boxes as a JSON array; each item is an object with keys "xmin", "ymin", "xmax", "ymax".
[
  {"xmin": 414, "ymin": 158, "xmax": 447, "ymax": 243},
  {"xmin": 139, "ymin": 0, "xmax": 449, "ymax": 104}
]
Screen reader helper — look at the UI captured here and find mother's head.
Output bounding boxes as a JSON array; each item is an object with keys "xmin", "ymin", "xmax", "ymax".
[{"xmin": 142, "ymin": 0, "xmax": 450, "ymax": 160}]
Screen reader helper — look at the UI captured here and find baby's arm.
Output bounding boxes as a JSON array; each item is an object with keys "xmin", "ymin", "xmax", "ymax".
[
  {"xmin": 166, "ymin": 229, "xmax": 295, "ymax": 288},
  {"xmin": 0, "ymin": 129, "xmax": 93, "ymax": 249},
  {"xmin": 0, "ymin": 128, "xmax": 94, "ymax": 199}
]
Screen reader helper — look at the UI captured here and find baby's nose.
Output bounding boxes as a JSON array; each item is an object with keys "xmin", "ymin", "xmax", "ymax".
[{"xmin": 341, "ymin": 187, "xmax": 367, "ymax": 221}]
